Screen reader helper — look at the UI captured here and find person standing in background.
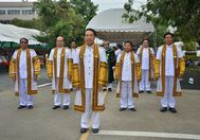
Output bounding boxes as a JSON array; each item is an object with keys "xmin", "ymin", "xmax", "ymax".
[
  {"xmin": 47, "ymin": 36, "xmax": 73, "ymax": 110},
  {"xmin": 9, "ymin": 38, "xmax": 40, "ymax": 109},
  {"xmin": 155, "ymin": 33, "xmax": 185, "ymax": 113},
  {"xmin": 103, "ymin": 41, "xmax": 116, "ymax": 92},
  {"xmin": 136, "ymin": 39, "xmax": 155, "ymax": 94}
]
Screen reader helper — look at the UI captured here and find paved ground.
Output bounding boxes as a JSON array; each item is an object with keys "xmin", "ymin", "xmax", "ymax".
[{"xmin": 0, "ymin": 70, "xmax": 200, "ymax": 140}]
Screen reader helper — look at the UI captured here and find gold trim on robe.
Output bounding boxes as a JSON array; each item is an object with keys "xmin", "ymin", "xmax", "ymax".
[
  {"xmin": 9, "ymin": 58, "xmax": 16, "ymax": 79},
  {"xmin": 9, "ymin": 49, "xmax": 39, "ymax": 96},
  {"xmin": 156, "ymin": 44, "xmax": 185, "ymax": 97},
  {"xmin": 46, "ymin": 60, "xmax": 53, "ymax": 79},
  {"xmin": 72, "ymin": 64, "xmax": 80, "ymax": 88},
  {"xmin": 115, "ymin": 51, "xmax": 139, "ymax": 98},
  {"xmin": 74, "ymin": 44, "xmax": 108, "ymax": 112},
  {"xmin": 52, "ymin": 47, "xmax": 71, "ymax": 94},
  {"xmin": 139, "ymin": 47, "xmax": 155, "ymax": 81}
]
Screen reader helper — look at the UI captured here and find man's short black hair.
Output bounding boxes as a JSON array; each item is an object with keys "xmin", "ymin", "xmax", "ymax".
[
  {"xmin": 85, "ymin": 28, "xmax": 97, "ymax": 36},
  {"xmin": 164, "ymin": 32, "xmax": 174, "ymax": 38},
  {"xmin": 20, "ymin": 37, "xmax": 28, "ymax": 43},
  {"xmin": 124, "ymin": 40, "xmax": 133, "ymax": 47},
  {"xmin": 142, "ymin": 38, "xmax": 150, "ymax": 43}
]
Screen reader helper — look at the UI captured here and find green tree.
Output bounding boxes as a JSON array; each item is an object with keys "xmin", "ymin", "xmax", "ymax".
[
  {"xmin": 124, "ymin": 0, "xmax": 200, "ymax": 50},
  {"xmin": 34, "ymin": 0, "xmax": 97, "ymax": 47}
]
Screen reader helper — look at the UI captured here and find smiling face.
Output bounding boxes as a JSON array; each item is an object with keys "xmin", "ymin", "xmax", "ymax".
[
  {"xmin": 20, "ymin": 38, "xmax": 28, "ymax": 50},
  {"xmin": 56, "ymin": 36, "xmax": 65, "ymax": 48},
  {"xmin": 85, "ymin": 30, "xmax": 95, "ymax": 46},
  {"xmin": 164, "ymin": 34, "xmax": 173, "ymax": 45}
]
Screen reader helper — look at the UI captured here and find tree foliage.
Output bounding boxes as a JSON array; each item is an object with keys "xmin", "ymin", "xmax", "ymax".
[
  {"xmin": 33, "ymin": 0, "xmax": 97, "ymax": 47},
  {"xmin": 124, "ymin": 0, "xmax": 200, "ymax": 49}
]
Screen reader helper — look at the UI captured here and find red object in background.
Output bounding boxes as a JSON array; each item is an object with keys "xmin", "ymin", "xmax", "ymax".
[{"xmin": 2, "ymin": 61, "xmax": 10, "ymax": 66}]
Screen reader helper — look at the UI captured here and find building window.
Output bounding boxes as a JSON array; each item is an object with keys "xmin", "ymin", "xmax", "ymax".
[
  {"xmin": 7, "ymin": 10, "xmax": 20, "ymax": 15},
  {"xmin": 0, "ymin": 10, "xmax": 6, "ymax": 15},
  {"xmin": 22, "ymin": 9, "xmax": 35, "ymax": 15}
]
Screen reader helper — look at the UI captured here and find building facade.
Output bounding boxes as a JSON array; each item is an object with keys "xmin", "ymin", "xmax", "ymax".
[{"xmin": 0, "ymin": 1, "xmax": 37, "ymax": 23}]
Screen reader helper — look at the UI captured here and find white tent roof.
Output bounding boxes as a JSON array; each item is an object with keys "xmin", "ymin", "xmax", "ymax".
[
  {"xmin": 87, "ymin": 8, "xmax": 155, "ymax": 43},
  {"xmin": 0, "ymin": 23, "xmax": 42, "ymax": 45}
]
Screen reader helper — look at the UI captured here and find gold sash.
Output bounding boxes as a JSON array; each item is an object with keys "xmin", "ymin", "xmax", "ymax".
[
  {"xmin": 53, "ymin": 47, "xmax": 71, "ymax": 94},
  {"xmin": 74, "ymin": 44, "xmax": 106, "ymax": 112},
  {"xmin": 139, "ymin": 47, "xmax": 154, "ymax": 81},
  {"xmin": 116, "ymin": 51, "xmax": 138, "ymax": 98},
  {"xmin": 157, "ymin": 44, "xmax": 181, "ymax": 96},
  {"xmin": 16, "ymin": 49, "xmax": 37, "ymax": 95}
]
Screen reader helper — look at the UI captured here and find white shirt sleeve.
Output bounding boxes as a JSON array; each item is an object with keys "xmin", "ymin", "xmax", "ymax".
[
  {"xmin": 150, "ymin": 47, "xmax": 155, "ymax": 55},
  {"xmin": 12, "ymin": 50, "xmax": 18, "ymax": 59},
  {"xmin": 177, "ymin": 47, "xmax": 183, "ymax": 58},
  {"xmin": 49, "ymin": 49, "xmax": 54, "ymax": 61},
  {"xmin": 117, "ymin": 53, "xmax": 121, "ymax": 63},
  {"xmin": 66, "ymin": 48, "xmax": 72, "ymax": 59},
  {"xmin": 156, "ymin": 47, "xmax": 162, "ymax": 60},
  {"xmin": 134, "ymin": 53, "xmax": 140, "ymax": 63},
  {"xmin": 99, "ymin": 47, "xmax": 107, "ymax": 63},
  {"xmin": 73, "ymin": 48, "xmax": 80, "ymax": 64},
  {"xmin": 30, "ymin": 49, "xmax": 37, "ymax": 58},
  {"xmin": 136, "ymin": 47, "xmax": 141, "ymax": 55}
]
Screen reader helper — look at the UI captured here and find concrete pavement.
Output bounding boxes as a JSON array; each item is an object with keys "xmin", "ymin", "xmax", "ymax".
[{"xmin": 0, "ymin": 74, "xmax": 200, "ymax": 140}]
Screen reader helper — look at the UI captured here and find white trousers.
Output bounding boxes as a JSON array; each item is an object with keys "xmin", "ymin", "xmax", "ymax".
[
  {"xmin": 161, "ymin": 76, "xmax": 176, "ymax": 108},
  {"xmin": 54, "ymin": 78, "xmax": 70, "ymax": 106},
  {"xmin": 120, "ymin": 81, "xmax": 135, "ymax": 108},
  {"xmin": 81, "ymin": 88, "xmax": 100, "ymax": 129},
  {"xmin": 19, "ymin": 79, "xmax": 34, "ymax": 106},
  {"xmin": 139, "ymin": 69, "xmax": 151, "ymax": 91}
]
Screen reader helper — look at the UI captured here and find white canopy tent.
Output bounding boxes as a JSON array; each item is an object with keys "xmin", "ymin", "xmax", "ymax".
[
  {"xmin": 87, "ymin": 8, "xmax": 155, "ymax": 44},
  {"xmin": 0, "ymin": 23, "xmax": 42, "ymax": 45}
]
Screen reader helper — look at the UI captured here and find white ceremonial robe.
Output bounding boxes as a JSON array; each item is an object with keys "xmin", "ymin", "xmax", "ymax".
[
  {"xmin": 136, "ymin": 47, "xmax": 155, "ymax": 91},
  {"xmin": 49, "ymin": 47, "xmax": 72, "ymax": 106},
  {"xmin": 10, "ymin": 49, "xmax": 39, "ymax": 106},
  {"xmin": 156, "ymin": 44, "xmax": 183, "ymax": 108},
  {"xmin": 116, "ymin": 52, "xmax": 140, "ymax": 108},
  {"xmin": 73, "ymin": 45, "xmax": 107, "ymax": 129}
]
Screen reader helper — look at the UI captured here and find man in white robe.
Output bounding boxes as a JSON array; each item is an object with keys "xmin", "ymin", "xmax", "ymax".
[
  {"xmin": 136, "ymin": 39, "xmax": 155, "ymax": 93},
  {"xmin": 47, "ymin": 36, "xmax": 72, "ymax": 110},
  {"xmin": 115, "ymin": 41, "xmax": 140, "ymax": 111},
  {"xmin": 9, "ymin": 38, "xmax": 40, "ymax": 109},
  {"xmin": 155, "ymin": 33, "xmax": 185, "ymax": 113},
  {"xmin": 72, "ymin": 28, "xmax": 108, "ymax": 134}
]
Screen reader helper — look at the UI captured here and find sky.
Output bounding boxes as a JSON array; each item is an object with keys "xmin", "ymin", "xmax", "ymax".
[{"xmin": 0, "ymin": 0, "xmax": 147, "ymax": 13}]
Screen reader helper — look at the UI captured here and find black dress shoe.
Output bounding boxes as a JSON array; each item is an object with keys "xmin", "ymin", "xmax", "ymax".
[
  {"xmin": 160, "ymin": 107, "xmax": 168, "ymax": 112},
  {"xmin": 18, "ymin": 105, "xmax": 26, "ymax": 109},
  {"xmin": 139, "ymin": 90, "xmax": 144, "ymax": 93},
  {"xmin": 92, "ymin": 128, "xmax": 99, "ymax": 134},
  {"xmin": 129, "ymin": 108, "xmax": 136, "ymax": 112},
  {"xmin": 27, "ymin": 105, "xmax": 34, "ymax": 109},
  {"xmin": 52, "ymin": 105, "xmax": 61, "ymax": 110},
  {"xmin": 103, "ymin": 88, "xmax": 107, "ymax": 92},
  {"xmin": 80, "ymin": 128, "xmax": 88, "ymax": 133},
  {"xmin": 108, "ymin": 88, "xmax": 112, "ymax": 92},
  {"xmin": 169, "ymin": 107, "xmax": 177, "ymax": 113},
  {"xmin": 63, "ymin": 105, "xmax": 69, "ymax": 110},
  {"xmin": 119, "ymin": 107, "xmax": 127, "ymax": 111},
  {"xmin": 146, "ymin": 90, "xmax": 152, "ymax": 94}
]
